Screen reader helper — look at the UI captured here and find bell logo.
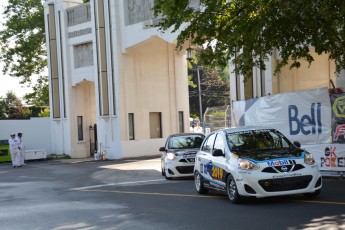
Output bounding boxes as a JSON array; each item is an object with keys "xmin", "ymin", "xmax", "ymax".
[{"xmin": 288, "ymin": 103, "xmax": 322, "ymax": 135}]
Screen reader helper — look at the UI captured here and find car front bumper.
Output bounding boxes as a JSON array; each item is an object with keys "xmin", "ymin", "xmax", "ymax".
[
  {"xmin": 164, "ymin": 158, "xmax": 195, "ymax": 178},
  {"xmin": 234, "ymin": 166, "xmax": 322, "ymax": 198}
]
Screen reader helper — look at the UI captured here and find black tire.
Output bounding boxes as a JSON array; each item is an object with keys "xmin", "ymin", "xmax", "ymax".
[
  {"xmin": 165, "ymin": 174, "xmax": 172, "ymax": 180},
  {"xmin": 226, "ymin": 174, "xmax": 241, "ymax": 203},
  {"xmin": 161, "ymin": 162, "xmax": 166, "ymax": 176},
  {"xmin": 194, "ymin": 171, "xmax": 208, "ymax": 194},
  {"xmin": 304, "ymin": 189, "xmax": 321, "ymax": 198}
]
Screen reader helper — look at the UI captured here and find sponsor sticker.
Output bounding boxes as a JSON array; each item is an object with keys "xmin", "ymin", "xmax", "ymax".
[
  {"xmin": 272, "ymin": 173, "xmax": 302, "ymax": 178},
  {"xmin": 267, "ymin": 159, "xmax": 289, "ymax": 167},
  {"xmin": 183, "ymin": 154, "xmax": 196, "ymax": 159}
]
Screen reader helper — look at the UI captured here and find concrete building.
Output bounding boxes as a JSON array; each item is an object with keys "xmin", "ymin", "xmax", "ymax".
[{"xmin": 43, "ymin": 0, "xmax": 190, "ymax": 159}]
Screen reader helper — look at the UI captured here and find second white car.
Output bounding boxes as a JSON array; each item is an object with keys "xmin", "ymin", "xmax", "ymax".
[{"xmin": 159, "ymin": 133, "xmax": 205, "ymax": 179}]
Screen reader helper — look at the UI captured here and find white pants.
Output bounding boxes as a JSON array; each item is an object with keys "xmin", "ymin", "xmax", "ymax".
[
  {"xmin": 10, "ymin": 148, "xmax": 20, "ymax": 166},
  {"xmin": 20, "ymin": 149, "xmax": 25, "ymax": 165}
]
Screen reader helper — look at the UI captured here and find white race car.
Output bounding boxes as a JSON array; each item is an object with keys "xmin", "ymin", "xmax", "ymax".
[
  {"xmin": 159, "ymin": 133, "xmax": 205, "ymax": 179},
  {"xmin": 194, "ymin": 126, "xmax": 322, "ymax": 203}
]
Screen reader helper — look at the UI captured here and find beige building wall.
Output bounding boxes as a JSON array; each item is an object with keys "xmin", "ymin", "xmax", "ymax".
[
  {"xmin": 120, "ymin": 37, "xmax": 189, "ymax": 141},
  {"xmin": 73, "ymin": 81, "xmax": 96, "ymax": 158},
  {"xmin": 273, "ymin": 50, "xmax": 336, "ymax": 94}
]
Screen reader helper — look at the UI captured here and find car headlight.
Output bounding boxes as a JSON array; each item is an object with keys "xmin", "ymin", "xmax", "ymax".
[
  {"xmin": 304, "ymin": 152, "xmax": 316, "ymax": 165},
  {"xmin": 238, "ymin": 158, "xmax": 259, "ymax": 170},
  {"xmin": 167, "ymin": 152, "xmax": 176, "ymax": 160}
]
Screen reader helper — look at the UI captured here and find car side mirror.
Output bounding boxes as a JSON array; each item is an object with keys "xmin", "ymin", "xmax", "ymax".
[
  {"xmin": 159, "ymin": 147, "xmax": 166, "ymax": 152},
  {"xmin": 293, "ymin": 141, "xmax": 301, "ymax": 148},
  {"xmin": 212, "ymin": 149, "xmax": 224, "ymax": 157}
]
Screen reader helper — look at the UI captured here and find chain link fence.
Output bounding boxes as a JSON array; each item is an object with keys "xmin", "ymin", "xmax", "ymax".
[{"xmin": 203, "ymin": 105, "xmax": 231, "ymax": 134}]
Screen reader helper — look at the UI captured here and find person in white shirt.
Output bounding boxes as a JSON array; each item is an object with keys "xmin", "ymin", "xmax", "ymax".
[
  {"xmin": 9, "ymin": 133, "xmax": 21, "ymax": 168},
  {"xmin": 17, "ymin": 132, "xmax": 26, "ymax": 166},
  {"xmin": 190, "ymin": 124, "xmax": 195, "ymax": 133},
  {"xmin": 194, "ymin": 123, "xmax": 203, "ymax": 133}
]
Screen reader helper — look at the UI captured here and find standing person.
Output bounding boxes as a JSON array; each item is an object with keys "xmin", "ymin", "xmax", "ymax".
[
  {"xmin": 17, "ymin": 132, "xmax": 26, "ymax": 166},
  {"xmin": 190, "ymin": 124, "xmax": 195, "ymax": 133},
  {"xmin": 194, "ymin": 123, "xmax": 203, "ymax": 133},
  {"xmin": 9, "ymin": 133, "xmax": 20, "ymax": 168}
]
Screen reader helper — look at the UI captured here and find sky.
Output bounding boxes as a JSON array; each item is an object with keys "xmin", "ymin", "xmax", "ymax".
[{"xmin": 0, "ymin": 0, "xmax": 36, "ymax": 99}]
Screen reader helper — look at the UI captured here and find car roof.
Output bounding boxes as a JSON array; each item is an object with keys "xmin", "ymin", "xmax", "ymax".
[
  {"xmin": 219, "ymin": 126, "xmax": 274, "ymax": 134},
  {"xmin": 168, "ymin": 133, "xmax": 205, "ymax": 138}
]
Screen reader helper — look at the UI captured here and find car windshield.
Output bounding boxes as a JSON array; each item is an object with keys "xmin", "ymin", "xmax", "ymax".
[
  {"xmin": 168, "ymin": 135, "xmax": 204, "ymax": 149},
  {"xmin": 226, "ymin": 129, "xmax": 293, "ymax": 152}
]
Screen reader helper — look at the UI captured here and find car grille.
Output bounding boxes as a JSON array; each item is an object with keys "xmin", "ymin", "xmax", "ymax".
[
  {"xmin": 261, "ymin": 164, "xmax": 305, "ymax": 173},
  {"xmin": 179, "ymin": 158, "xmax": 195, "ymax": 163},
  {"xmin": 258, "ymin": 175, "xmax": 312, "ymax": 192},
  {"xmin": 176, "ymin": 166, "xmax": 194, "ymax": 174}
]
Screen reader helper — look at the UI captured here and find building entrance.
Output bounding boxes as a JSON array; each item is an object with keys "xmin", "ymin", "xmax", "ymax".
[{"xmin": 89, "ymin": 124, "xmax": 97, "ymax": 156}]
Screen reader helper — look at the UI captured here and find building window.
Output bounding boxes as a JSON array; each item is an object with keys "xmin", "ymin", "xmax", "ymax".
[
  {"xmin": 149, "ymin": 112, "xmax": 162, "ymax": 139},
  {"xmin": 77, "ymin": 116, "xmax": 83, "ymax": 141},
  {"xmin": 128, "ymin": 113, "xmax": 135, "ymax": 140},
  {"xmin": 178, "ymin": 111, "xmax": 184, "ymax": 133}
]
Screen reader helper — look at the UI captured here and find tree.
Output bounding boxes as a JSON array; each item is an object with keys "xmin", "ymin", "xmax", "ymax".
[
  {"xmin": 0, "ymin": 91, "xmax": 31, "ymax": 119},
  {"xmin": 188, "ymin": 48, "xmax": 230, "ymax": 120},
  {"xmin": 38, "ymin": 107, "xmax": 50, "ymax": 117},
  {"xmin": 0, "ymin": 96, "xmax": 6, "ymax": 118},
  {"xmin": 0, "ymin": 0, "xmax": 48, "ymax": 106},
  {"xmin": 154, "ymin": 0, "xmax": 345, "ymax": 77}
]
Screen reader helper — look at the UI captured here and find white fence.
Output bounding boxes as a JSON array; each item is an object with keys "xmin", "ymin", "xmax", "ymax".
[{"xmin": 0, "ymin": 118, "xmax": 52, "ymax": 155}]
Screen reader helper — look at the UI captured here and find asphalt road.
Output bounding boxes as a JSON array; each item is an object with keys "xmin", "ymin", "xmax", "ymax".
[{"xmin": 1, "ymin": 158, "xmax": 345, "ymax": 230}]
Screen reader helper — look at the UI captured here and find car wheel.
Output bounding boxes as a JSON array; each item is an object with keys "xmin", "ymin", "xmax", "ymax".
[
  {"xmin": 226, "ymin": 174, "xmax": 241, "ymax": 203},
  {"xmin": 303, "ymin": 189, "xmax": 321, "ymax": 198},
  {"xmin": 194, "ymin": 171, "xmax": 208, "ymax": 194}
]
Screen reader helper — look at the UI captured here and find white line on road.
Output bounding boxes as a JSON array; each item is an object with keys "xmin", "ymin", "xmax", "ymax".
[{"xmin": 70, "ymin": 178, "xmax": 167, "ymax": 191}]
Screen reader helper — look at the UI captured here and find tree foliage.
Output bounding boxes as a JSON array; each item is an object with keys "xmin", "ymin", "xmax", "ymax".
[
  {"xmin": 0, "ymin": 91, "xmax": 31, "ymax": 119},
  {"xmin": 23, "ymin": 76, "xmax": 49, "ymax": 106},
  {"xmin": 38, "ymin": 107, "xmax": 50, "ymax": 117},
  {"xmin": 154, "ymin": 0, "xmax": 345, "ymax": 77},
  {"xmin": 188, "ymin": 48, "xmax": 230, "ymax": 120},
  {"xmin": 0, "ymin": 0, "xmax": 48, "ymax": 106}
]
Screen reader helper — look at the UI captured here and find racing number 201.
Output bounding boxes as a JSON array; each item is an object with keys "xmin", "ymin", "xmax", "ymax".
[{"xmin": 211, "ymin": 167, "xmax": 223, "ymax": 180}]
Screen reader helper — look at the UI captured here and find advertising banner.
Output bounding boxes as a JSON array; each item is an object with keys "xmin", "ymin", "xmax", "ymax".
[
  {"xmin": 303, "ymin": 144, "xmax": 345, "ymax": 173},
  {"xmin": 232, "ymin": 88, "xmax": 332, "ymax": 145},
  {"xmin": 0, "ymin": 139, "xmax": 11, "ymax": 163},
  {"xmin": 330, "ymin": 93, "xmax": 345, "ymax": 143}
]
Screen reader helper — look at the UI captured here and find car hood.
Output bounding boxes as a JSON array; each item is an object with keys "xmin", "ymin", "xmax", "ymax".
[
  {"xmin": 235, "ymin": 148, "xmax": 304, "ymax": 161},
  {"xmin": 169, "ymin": 149, "xmax": 199, "ymax": 156}
]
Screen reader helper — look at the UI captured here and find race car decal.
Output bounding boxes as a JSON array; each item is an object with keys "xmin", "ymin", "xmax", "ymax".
[
  {"xmin": 211, "ymin": 167, "xmax": 223, "ymax": 181},
  {"xmin": 183, "ymin": 154, "xmax": 196, "ymax": 159},
  {"xmin": 266, "ymin": 159, "xmax": 297, "ymax": 167},
  {"xmin": 203, "ymin": 163, "xmax": 225, "ymax": 182},
  {"xmin": 272, "ymin": 173, "xmax": 302, "ymax": 178},
  {"xmin": 203, "ymin": 176, "xmax": 226, "ymax": 188}
]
